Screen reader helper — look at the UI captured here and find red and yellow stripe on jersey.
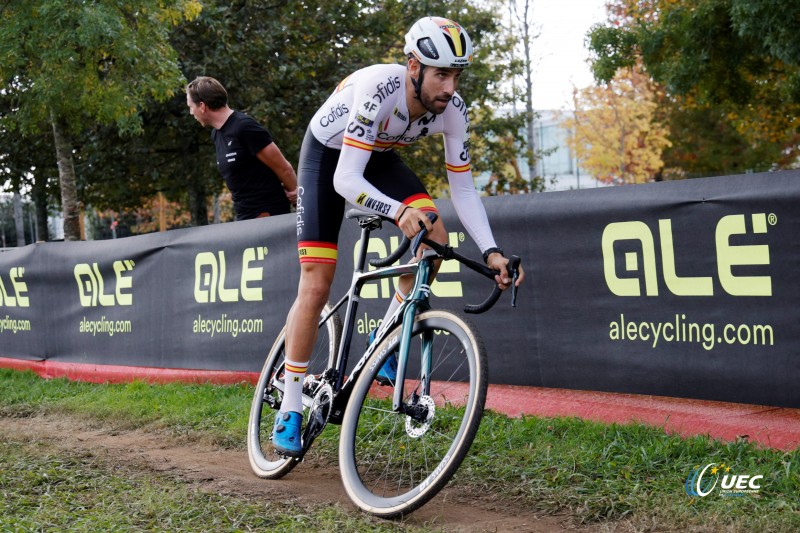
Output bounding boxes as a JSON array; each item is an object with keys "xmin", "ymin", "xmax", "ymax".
[
  {"xmin": 334, "ymin": 74, "xmax": 353, "ymax": 93},
  {"xmin": 343, "ymin": 137, "xmax": 373, "ymax": 152},
  {"xmin": 374, "ymin": 139, "xmax": 410, "ymax": 149},
  {"xmin": 373, "ymin": 116, "xmax": 412, "ymax": 150},
  {"xmin": 298, "ymin": 241, "xmax": 338, "ymax": 264},
  {"xmin": 403, "ymin": 193, "xmax": 438, "ymax": 213},
  {"xmin": 446, "ymin": 162, "xmax": 471, "ymax": 173}
]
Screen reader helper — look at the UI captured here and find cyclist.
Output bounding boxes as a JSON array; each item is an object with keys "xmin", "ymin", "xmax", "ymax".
[{"xmin": 272, "ymin": 16, "xmax": 525, "ymax": 456}]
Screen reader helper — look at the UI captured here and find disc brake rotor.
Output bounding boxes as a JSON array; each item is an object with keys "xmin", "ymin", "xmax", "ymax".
[{"xmin": 405, "ymin": 395, "xmax": 435, "ymax": 438}]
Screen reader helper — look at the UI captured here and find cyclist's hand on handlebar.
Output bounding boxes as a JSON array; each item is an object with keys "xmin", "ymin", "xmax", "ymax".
[
  {"xmin": 395, "ymin": 205, "xmax": 433, "ymax": 239},
  {"xmin": 486, "ymin": 253, "xmax": 525, "ymax": 290}
]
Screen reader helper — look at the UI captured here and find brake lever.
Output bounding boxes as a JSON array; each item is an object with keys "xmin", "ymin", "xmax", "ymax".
[
  {"xmin": 507, "ymin": 255, "xmax": 521, "ymax": 308},
  {"xmin": 410, "ymin": 212, "xmax": 438, "ymax": 256}
]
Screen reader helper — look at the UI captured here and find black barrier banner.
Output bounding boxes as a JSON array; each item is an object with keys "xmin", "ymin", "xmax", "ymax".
[
  {"xmin": 522, "ymin": 173, "xmax": 798, "ymax": 408},
  {"xmin": 1, "ymin": 172, "xmax": 797, "ymax": 407},
  {"xmin": 0, "ymin": 216, "xmax": 299, "ymax": 370}
]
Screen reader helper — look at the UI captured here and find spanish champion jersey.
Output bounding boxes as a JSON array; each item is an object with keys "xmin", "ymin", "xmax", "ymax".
[{"xmin": 308, "ymin": 63, "xmax": 496, "ymax": 252}]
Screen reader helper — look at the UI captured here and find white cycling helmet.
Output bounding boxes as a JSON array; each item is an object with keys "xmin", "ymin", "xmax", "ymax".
[{"xmin": 404, "ymin": 17, "xmax": 473, "ymax": 69}]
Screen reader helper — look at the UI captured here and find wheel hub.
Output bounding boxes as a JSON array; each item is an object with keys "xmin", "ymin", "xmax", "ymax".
[{"xmin": 405, "ymin": 395, "xmax": 435, "ymax": 438}]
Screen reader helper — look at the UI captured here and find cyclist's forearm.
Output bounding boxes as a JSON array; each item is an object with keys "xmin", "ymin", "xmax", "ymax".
[{"xmin": 449, "ymin": 176, "xmax": 497, "ymax": 252}]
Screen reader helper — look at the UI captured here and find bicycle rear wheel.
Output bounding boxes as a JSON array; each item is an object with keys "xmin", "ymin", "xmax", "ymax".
[
  {"xmin": 247, "ymin": 302, "xmax": 341, "ymax": 478},
  {"xmin": 338, "ymin": 310, "xmax": 488, "ymax": 517}
]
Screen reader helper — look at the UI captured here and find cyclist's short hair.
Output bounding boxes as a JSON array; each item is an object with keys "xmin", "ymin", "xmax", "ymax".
[{"xmin": 186, "ymin": 76, "xmax": 228, "ymax": 110}]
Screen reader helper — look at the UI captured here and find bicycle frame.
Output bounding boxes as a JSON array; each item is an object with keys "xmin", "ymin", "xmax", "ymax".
[{"xmin": 318, "ymin": 216, "xmax": 434, "ymax": 423}]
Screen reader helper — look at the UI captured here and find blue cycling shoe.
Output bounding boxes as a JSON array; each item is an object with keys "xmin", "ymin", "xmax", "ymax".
[
  {"xmin": 272, "ymin": 411, "xmax": 303, "ymax": 457},
  {"xmin": 376, "ymin": 353, "xmax": 397, "ymax": 385},
  {"xmin": 369, "ymin": 328, "xmax": 398, "ymax": 385}
]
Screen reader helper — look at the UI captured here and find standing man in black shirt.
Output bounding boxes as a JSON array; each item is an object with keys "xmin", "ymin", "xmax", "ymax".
[{"xmin": 187, "ymin": 76, "xmax": 297, "ymax": 220}]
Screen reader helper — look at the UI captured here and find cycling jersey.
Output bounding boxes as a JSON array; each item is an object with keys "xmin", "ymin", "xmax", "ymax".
[
  {"xmin": 299, "ymin": 63, "xmax": 497, "ymax": 263},
  {"xmin": 212, "ymin": 111, "xmax": 291, "ymax": 220}
]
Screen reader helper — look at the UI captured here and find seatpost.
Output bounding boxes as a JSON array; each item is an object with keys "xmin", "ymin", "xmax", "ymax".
[{"xmin": 353, "ymin": 226, "xmax": 372, "ymax": 274}]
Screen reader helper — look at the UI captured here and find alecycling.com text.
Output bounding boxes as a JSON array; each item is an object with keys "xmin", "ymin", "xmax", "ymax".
[
  {"xmin": 609, "ymin": 313, "xmax": 774, "ymax": 351},
  {"xmin": 79, "ymin": 316, "xmax": 132, "ymax": 337},
  {"xmin": 1, "ymin": 315, "xmax": 32, "ymax": 334},
  {"xmin": 192, "ymin": 313, "xmax": 263, "ymax": 338}
]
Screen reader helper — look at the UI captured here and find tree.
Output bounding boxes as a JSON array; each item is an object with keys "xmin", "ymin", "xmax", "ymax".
[
  {"xmin": 509, "ymin": 0, "xmax": 542, "ymax": 191},
  {"xmin": 565, "ymin": 67, "xmax": 671, "ymax": 184},
  {"xmin": 0, "ymin": 138, "xmax": 58, "ymax": 242},
  {"xmin": 4, "ymin": 1, "xmax": 528, "ymax": 234},
  {"xmin": 588, "ymin": 0, "xmax": 800, "ymax": 170},
  {"xmin": 85, "ymin": 0, "xmax": 528, "ymax": 216},
  {"xmin": 657, "ymin": 97, "xmax": 794, "ymax": 178},
  {"xmin": 0, "ymin": 0, "xmax": 201, "ymax": 240}
]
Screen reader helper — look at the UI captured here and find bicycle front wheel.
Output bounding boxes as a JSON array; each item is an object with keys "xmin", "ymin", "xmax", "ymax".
[
  {"xmin": 338, "ymin": 310, "xmax": 488, "ymax": 517},
  {"xmin": 247, "ymin": 302, "xmax": 341, "ymax": 479}
]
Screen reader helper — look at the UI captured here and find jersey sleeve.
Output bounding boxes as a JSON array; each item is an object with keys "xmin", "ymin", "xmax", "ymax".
[
  {"xmin": 239, "ymin": 115, "xmax": 273, "ymax": 155},
  {"xmin": 442, "ymin": 101, "xmax": 498, "ymax": 253},
  {"xmin": 332, "ymin": 89, "xmax": 404, "ymax": 219}
]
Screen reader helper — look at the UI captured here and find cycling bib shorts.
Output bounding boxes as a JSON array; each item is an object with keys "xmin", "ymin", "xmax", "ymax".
[{"xmin": 295, "ymin": 128, "xmax": 437, "ymax": 265}]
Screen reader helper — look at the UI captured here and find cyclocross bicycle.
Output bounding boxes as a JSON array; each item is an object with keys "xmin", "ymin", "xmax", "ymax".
[{"xmin": 247, "ymin": 209, "xmax": 521, "ymax": 518}]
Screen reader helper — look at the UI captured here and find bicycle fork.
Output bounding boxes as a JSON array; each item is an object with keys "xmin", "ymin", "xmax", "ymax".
[{"xmin": 392, "ymin": 252, "xmax": 435, "ymax": 420}]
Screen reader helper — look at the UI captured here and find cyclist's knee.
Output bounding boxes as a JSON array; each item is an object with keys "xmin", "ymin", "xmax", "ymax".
[{"xmin": 297, "ymin": 263, "xmax": 335, "ymax": 307}]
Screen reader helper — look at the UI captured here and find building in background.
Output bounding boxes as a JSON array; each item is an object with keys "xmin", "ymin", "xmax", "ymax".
[
  {"xmin": 533, "ymin": 110, "xmax": 608, "ymax": 191},
  {"xmin": 475, "ymin": 109, "xmax": 607, "ymax": 194}
]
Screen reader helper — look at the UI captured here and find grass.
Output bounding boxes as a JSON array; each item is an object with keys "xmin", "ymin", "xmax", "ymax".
[
  {"xmin": 0, "ymin": 435, "xmax": 409, "ymax": 532},
  {"xmin": 1, "ymin": 368, "xmax": 798, "ymax": 531}
]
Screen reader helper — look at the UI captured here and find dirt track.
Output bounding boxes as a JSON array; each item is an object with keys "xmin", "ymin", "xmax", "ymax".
[{"xmin": 0, "ymin": 414, "xmax": 598, "ymax": 532}]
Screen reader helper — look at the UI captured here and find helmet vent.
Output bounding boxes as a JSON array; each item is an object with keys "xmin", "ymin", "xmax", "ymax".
[
  {"xmin": 445, "ymin": 34, "xmax": 468, "ymax": 58},
  {"xmin": 417, "ymin": 37, "xmax": 439, "ymax": 60}
]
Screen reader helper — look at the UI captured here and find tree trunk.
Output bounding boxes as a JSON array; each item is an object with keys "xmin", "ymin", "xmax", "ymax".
[
  {"xmin": 32, "ymin": 177, "xmax": 50, "ymax": 242},
  {"xmin": 187, "ymin": 177, "xmax": 209, "ymax": 226},
  {"xmin": 13, "ymin": 192, "xmax": 26, "ymax": 246},
  {"xmin": 523, "ymin": 0, "xmax": 536, "ymax": 185},
  {"xmin": 212, "ymin": 193, "xmax": 221, "ymax": 224},
  {"xmin": 50, "ymin": 115, "xmax": 82, "ymax": 240}
]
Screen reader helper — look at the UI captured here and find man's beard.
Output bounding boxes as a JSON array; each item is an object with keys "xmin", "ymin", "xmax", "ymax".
[{"xmin": 419, "ymin": 90, "xmax": 450, "ymax": 115}]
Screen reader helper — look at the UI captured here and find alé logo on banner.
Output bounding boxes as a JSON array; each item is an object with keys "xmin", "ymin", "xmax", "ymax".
[
  {"xmin": 0, "ymin": 267, "xmax": 30, "ymax": 307},
  {"xmin": 603, "ymin": 213, "xmax": 775, "ymax": 297},
  {"xmin": 685, "ymin": 463, "xmax": 764, "ymax": 498},
  {"xmin": 194, "ymin": 246, "xmax": 268, "ymax": 303},
  {"xmin": 359, "ymin": 231, "xmax": 464, "ymax": 299},
  {"xmin": 74, "ymin": 260, "xmax": 134, "ymax": 307}
]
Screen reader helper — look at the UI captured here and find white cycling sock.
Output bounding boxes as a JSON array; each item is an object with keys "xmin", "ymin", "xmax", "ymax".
[
  {"xmin": 281, "ymin": 358, "xmax": 308, "ymax": 414},
  {"xmin": 379, "ymin": 289, "xmax": 407, "ymax": 331}
]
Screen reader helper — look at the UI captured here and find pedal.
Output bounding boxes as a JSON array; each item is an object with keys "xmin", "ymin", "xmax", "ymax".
[
  {"xmin": 301, "ymin": 383, "xmax": 333, "ymax": 451},
  {"xmin": 273, "ymin": 448, "xmax": 304, "ymax": 461}
]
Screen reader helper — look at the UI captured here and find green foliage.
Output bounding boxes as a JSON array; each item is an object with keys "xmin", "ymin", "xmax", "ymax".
[
  {"xmin": 0, "ymin": 0, "xmax": 201, "ymax": 136},
  {"xmin": 589, "ymin": 0, "xmax": 800, "ymax": 106},
  {"xmin": 3, "ymin": 0, "xmax": 528, "ymax": 225},
  {"xmin": 588, "ymin": 24, "xmax": 639, "ymax": 84},
  {"xmin": 0, "ymin": 0, "xmax": 203, "ymax": 239},
  {"xmin": 659, "ymin": 102, "xmax": 792, "ymax": 178},
  {"xmin": 588, "ymin": 0, "xmax": 800, "ymax": 176}
]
